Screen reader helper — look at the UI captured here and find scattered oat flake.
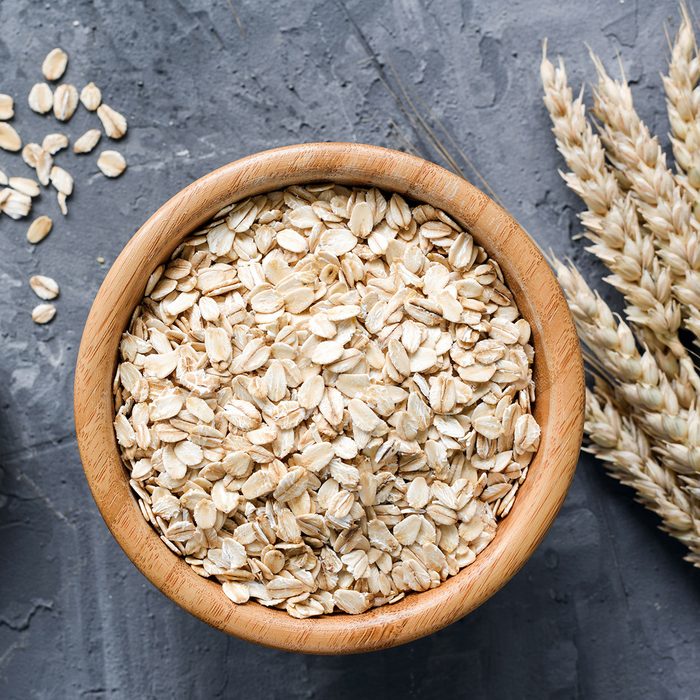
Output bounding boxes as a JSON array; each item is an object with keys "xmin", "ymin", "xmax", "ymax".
[
  {"xmin": 43, "ymin": 133, "xmax": 69, "ymax": 155},
  {"xmin": 28, "ymin": 83, "xmax": 53, "ymax": 114},
  {"xmin": 9, "ymin": 177, "xmax": 40, "ymax": 197},
  {"xmin": 50, "ymin": 165, "xmax": 73, "ymax": 195},
  {"xmin": 21, "ymin": 143, "xmax": 41, "ymax": 168},
  {"xmin": 74, "ymin": 129, "xmax": 101, "ymax": 154},
  {"xmin": 97, "ymin": 150, "xmax": 127, "ymax": 177},
  {"xmin": 80, "ymin": 82, "xmax": 102, "ymax": 111},
  {"xmin": 26, "ymin": 215, "xmax": 53, "ymax": 244},
  {"xmin": 0, "ymin": 94, "xmax": 14, "ymax": 120},
  {"xmin": 0, "ymin": 123, "xmax": 21, "ymax": 152},
  {"xmin": 57, "ymin": 192, "xmax": 68, "ymax": 216},
  {"xmin": 29, "ymin": 275, "xmax": 59, "ymax": 300},
  {"xmin": 42, "ymin": 48, "xmax": 68, "ymax": 81},
  {"xmin": 53, "ymin": 84, "xmax": 79, "ymax": 121},
  {"xmin": 97, "ymin": 104, "xmax": 127, "ymax": 139},
  {"xmin": 32, "ymin": 303, "xmax": 56, "ymax": 324}
]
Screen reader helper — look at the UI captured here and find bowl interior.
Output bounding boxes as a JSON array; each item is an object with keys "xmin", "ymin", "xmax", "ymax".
[{"xmin": 74, "ymin": 142, "xmax": 584, "ymax": 654}]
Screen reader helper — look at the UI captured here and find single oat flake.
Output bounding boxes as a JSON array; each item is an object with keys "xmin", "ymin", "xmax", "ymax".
[
  {"xmin": 97, "ymin": 104, "xmax": 127, "ymax": 139},
  {"xmin": 74, "ymin": 129, "xmax": 101, "ymax": 154},
  {"xmin": 9, "ymin": 177, "xmax": 40, "ymax": 198},
  {"xmin": 42, "ymin": 48, "xmax": 68, "ymax": 81},
  {"xmin": 43, "ymin": 133, "xmax": 69, "ymax": 155},
  {"xmin": 0, "ymin": 123, "xmax": 22, "ymax": 152},
  {"xmin": 53, "ymin": 84, "xmax": 79, "ymax": 121},
  {"xmin": 29, "ymin": 275, "xmax": 59, "ymax": 300},
  {"xmin": 0, "ymin": 94, "xmax": 14, "ymax": 120},
  {"xmin": 28, "ymin": 83, "xmax": 53, "ymax": 114},
  {"xmin": 113, "ymin": 184, "xmax": 540, "ymax": 618},
  {"xmin": 50, "ymin": 166, "xmax": 73, "ymax": 195},
  {"xmin": 97, "ymin": 150, "xmax": 126, "ymax": 177},
  {"xmin": 32, "ymin": 303, "xmax": 56, "ymax": 324},
  {"xmin": 80, "ymin": 82, "xmax": 102, "ymax": 111},
  {"xmin": 26, "ymin": 215, "xmax": 53, "ymax": 244}
]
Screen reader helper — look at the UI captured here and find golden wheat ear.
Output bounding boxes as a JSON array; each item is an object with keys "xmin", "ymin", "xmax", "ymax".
[
  {"xmin": 584, "ymin": 385, "xmax": 700, "ymax": 566},
  {"xmin": 664, "ymin": 2, "xmax": 700, "ymax": 208},
  {"xmin": 541, "ymin": 48, "xmax": 691, "ymax": 363},
  {"xmin": 553, "ymin": 256, "xmax": 700, "ymax": 488},
  {"xmin": 589, "ymin": 49, "xmax": 700, "ymax": 346}
]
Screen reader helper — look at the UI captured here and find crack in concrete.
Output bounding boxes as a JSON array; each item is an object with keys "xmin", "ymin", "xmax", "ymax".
[{"xmin": 0, "ymin": 599, "xmax": 53, "ymax": 633}]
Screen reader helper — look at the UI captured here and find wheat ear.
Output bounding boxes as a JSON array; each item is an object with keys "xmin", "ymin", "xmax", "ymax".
[
  {"xmin": 663, "ymin": 4, "xmax": 700, "ymax": 207},
  {"xmin": 585, "ymin": 383, "xmax": 700, "ymax": 566},
  {"xmin": 591, "ymin": 54, "xmax": 700, "ymax": 342},
  {"xmin": 541, "ymin": 50, "xmax": 688, "ymax": 365},
  {"xmin": 554, "ymin": 259, "xmax": 700, "ymax": 482}
]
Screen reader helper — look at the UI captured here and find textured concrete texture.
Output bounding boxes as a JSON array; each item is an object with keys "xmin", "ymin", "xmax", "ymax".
[{"xmin": 0, "ymin": 0, "xmax": 699, "ymax": 697}]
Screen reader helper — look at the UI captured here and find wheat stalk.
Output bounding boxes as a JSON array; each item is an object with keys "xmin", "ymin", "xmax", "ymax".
[
  {"xmin": 663, "ymin": 3, "xmax": 700, "ymax": 207},
  {"xmin": 590, "ymin": 54, "xmax": 700, "ymax": 342},
  {"xmin": 585, "ymin": 383, "xmax": 700, "ymax": 565},
  {"xmin": 541, "ymin": 50, "xmax": 691, "ymax": 370}
]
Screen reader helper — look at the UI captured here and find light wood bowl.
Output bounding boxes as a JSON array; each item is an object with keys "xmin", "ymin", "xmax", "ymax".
[{"xmin": 74, "ymin": 142, "xmax": 584, "ymax": 654}]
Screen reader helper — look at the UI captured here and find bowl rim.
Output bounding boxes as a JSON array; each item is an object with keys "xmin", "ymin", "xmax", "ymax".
[{"xmin": 74, "ymin": 142, "xmax": 584, "ymax": 654}]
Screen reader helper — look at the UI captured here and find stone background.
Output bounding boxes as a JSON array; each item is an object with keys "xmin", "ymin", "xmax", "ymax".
[{"xmin": 0, "ymin": 0, "xmax": 698, "ymax": 698}]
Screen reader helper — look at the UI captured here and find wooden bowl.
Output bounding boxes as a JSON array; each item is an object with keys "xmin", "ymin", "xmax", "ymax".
[{"xmin": 74, "ymin": 142, "xmax": 584, "ymax": 654}]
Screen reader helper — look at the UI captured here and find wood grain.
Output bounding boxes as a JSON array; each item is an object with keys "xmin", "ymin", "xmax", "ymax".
[{"xmin": 73, "ymin": 142, "xmax": 585, "ymax": 654}]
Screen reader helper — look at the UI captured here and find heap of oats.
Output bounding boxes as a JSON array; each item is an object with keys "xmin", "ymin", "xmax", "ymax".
[{"xmin": 113, "ymin": 184, "xmax": 540, "ymax": 617}]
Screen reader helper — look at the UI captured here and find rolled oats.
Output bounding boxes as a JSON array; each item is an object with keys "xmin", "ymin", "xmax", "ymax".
[
  {"xmin": 96, "ymin": 149, "xmax": 127, "ymax": 177},
  {"xmin": 52, "ymin": 84, "xmax": 79, "ymax": 121},
  {"xmin": 0, "ymin": 188, "xmax": 31, "ymax": 219},
  {"xmin": 0, "ymin": 94, "xmax": 14, "ymax": 120},
  {"xmin": 31, "ymin": 302, "xmax": 56, "ymax": 324},
  {"xmin": 28, "ymin": 83, "xmax": 54, "ymax": 114},
  {"xmin": 43, "ymin": 133, "xmax": 69, "ymax": 155},
  {"xmin": 97, "ymin": 104, "xmax": 127, "ymax": 139},
  {"xmin": 9, "ymin": 177, "xmax": 40, "ymax": 198},
  {"xmin": 42, "ymin": 48, "xmax": 68, "ymax": 81},
  {"xmin": 0, "ymin": 122, "xmax": 21, "ymax": 152},
  {"xmin": 29, "ymin": 274, "xmax": 59, "ymax": 300},
  {"xmin": 80, "ymin": 82, "xmax": 102, "ymax": 111},
  {"xmin": 74, "ymin": 129, "xmax": 101, "ymax": 154},
  {"xmin": 114, "ymin": 184, "xmax": 539, "ymax": 617}
]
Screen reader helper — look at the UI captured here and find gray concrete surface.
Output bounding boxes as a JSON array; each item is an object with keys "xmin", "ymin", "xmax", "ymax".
[{"xmin": 0, "ymin": 0, "xmax": 698, "ymax": 698}]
